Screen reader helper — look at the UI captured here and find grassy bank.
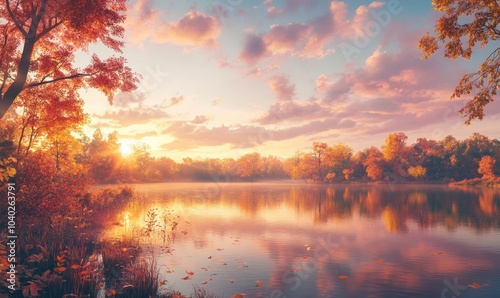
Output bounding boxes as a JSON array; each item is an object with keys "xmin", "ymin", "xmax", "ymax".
[{"xmin": 450, "ymin": 177, "xmax": 500, "ymax": 188}]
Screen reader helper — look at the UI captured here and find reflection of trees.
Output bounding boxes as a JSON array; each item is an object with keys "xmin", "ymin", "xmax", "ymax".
[
  {"xmin": 286, "ymin": 184, "xmax": 500, "ymax": 232},
  {"xmin": 116, "ymin": 184, "xmax": 500, "ymax": 233}
]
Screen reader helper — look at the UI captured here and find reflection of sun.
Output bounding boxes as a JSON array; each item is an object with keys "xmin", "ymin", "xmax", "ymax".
[{"xmin": 120, "ymin": 142, "xmax": 133, "ymax": 157}]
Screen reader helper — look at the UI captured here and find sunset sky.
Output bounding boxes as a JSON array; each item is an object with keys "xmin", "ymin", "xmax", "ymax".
[{"xmin": 82, "ymin": 0, "xmax": 500, "ymax": 161}]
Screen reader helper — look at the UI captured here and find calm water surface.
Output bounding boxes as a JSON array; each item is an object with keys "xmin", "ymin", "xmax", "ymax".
[{"xmin": 103, "ymin": 183, "xmax": 500, "ymax": 298}]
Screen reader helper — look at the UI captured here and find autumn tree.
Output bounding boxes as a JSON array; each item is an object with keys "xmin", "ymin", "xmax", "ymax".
[
  {"xmin": 0, "ymin": 0, "xmax": 138, "ymax": 119},
  {"xmin": 478, "ymin": 155, "xmax": 496, "ymax": 180},
  {"xmin": 284, "ymin": 151, "xmax": 309, "ymax": 181},
  {"xmin": 382, "ymin": 132, "xmax": 410, "ymax": 177},
  {"xmin": 311, "ymin": 142, "xmax": 328, "ymax": 181},
  {"xmin": 237, "ymin": 152, "xmax": 263, "ymax": 181},
  {"xmin": 363, "ymin": 146, "xmax": 385, "ymax": 181},
  {"xmin": 419, "ymin": 0, "xmax": 499, "ymax": 124},
  {"xmin": 324, "ymin": 143, "xmax": 353, "ymax": 181},
  {"xmin": 408, "ymin": 165, "xmax": 427, "ymax": 180},
  {"xmin": 262, "ymin": 155, "xmax": 285, "ymax": 179},
  {"xmin": 12, "ymin": 83, "xmax": 87, "ymax": 157}
]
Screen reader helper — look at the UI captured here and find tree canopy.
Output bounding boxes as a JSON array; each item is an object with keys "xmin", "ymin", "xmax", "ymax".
[
  {"xmin": 419, "ymin": 0, "xmax": 499, "ymax": 124},
  {"xmin": 0, "ymin": 0, "xmax": 139, "ymax": 119}
]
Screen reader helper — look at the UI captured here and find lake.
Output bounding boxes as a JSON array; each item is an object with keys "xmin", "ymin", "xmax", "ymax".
[{"xmin": 102, "ymin": 182, "xmax": 500, "ymax": 298}]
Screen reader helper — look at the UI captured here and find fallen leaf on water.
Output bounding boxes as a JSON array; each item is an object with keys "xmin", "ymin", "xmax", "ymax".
[
  {"xmin": 181, "ymin": 276, "xmax": 191, "ymax": 280},
  {"xmin": 468, "ymin": 283, "xmax": 481, "ymax": 289},
  {"xmin": 217, "ymin": 248, "xmax": 224, "ymax": 251},
  {"xmin": 374, "ymin": 259, "xmax": 383, "ymax": 263},
  {"xmin": 201, "ymin": 267, "xmax": 208, "ymax": 271},
  {"xmin": 302, "ymin": 256, "xmax": 309, "ymax": 260},
  {"xmin": 105, "ymin": 289, "xmax": 116, "ymax": 296},
  {"xmin": 292, "ymin": 268, "xmax": 300, "ymax": 273},
  {"xmin": 185, "ymin": 271, "xmax": 195, "ymax": 275},
  {"xmin": 208, "ymin": 256, "xmax": 212, "ymax": 259},
  {"xmin": 166, "ymin": 269, "xmax": 174, "ymax": 273},
  {"xmin": 437, "ymin": 252, "xmax": 445, "ymax": 255},
  {"xmin": 159, "ymin": 280, "xmax": 168, "ymax": 286},
  {"xmin": 229, "ymin": 279, "xmax": 234, "ymax": 283},
  {"xmin": 232, "ymin": 294, "xmax": 246, "ymax": 298},
  {"xmin": 201, "ymin": 280, "xmax": 209, "ymax": 285},
  {"xmin": 338, "ymin": 275, "xmax": 349, "ymax": 279},
  {"xmin": 256, "ymin": 279, "xmax": 263, "ymax": 287}
]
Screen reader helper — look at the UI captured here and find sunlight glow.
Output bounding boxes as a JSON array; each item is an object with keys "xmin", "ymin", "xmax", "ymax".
[{"xmin": 120, "ymin": 142, "xmax": 133, "ymax": 157}]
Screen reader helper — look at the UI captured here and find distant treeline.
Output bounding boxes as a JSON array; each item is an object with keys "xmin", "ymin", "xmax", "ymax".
[{"xmin": 79, "ymin": 130, "xmax": 499, "ymax": 184}]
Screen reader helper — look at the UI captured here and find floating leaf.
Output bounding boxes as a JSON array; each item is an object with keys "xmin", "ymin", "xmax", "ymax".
[
  {"xmin": 338, "ymin": 275, "xmax": 349, "ymax": 279},
  {"xmin": 374, "ymin": 259, "xmax": 383, "ymax": 263},
  {"xmin": 105, "ymin": 288, "xmax": 116, "ymax": 296},
  {"xmin": 54, "ymin": 266, "xmax": 67, "ymax": 273},
  {"xmin": 468, "ymin": 283, "xmax": 481, "ymax": 289},
  {"xmin": 185, "ymin": 271, "xmax": 194, "ymax": 275},
  {"xmin": 232, "ymin": 294, "xmax": 246, "ymax": 298},
  {"xmin": 181, "ymin": 276, "xmax": 191, "ymax": 280}
]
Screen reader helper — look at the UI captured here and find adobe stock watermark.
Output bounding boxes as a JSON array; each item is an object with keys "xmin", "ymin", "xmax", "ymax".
[
  {"xmin": 441, "ymin": 277, "xmax": 467, "ymax": 298},
  {"xmin": 136, "ymin": 65, "xmax": 170, "ymax": 93},
  {"xmin": 340, "ymin": 0, "xmax": 409, "ymax": 62},
  {"xmin": 259, "ymin": 235, "xmax": 340, "ymax": 298},
  {"xmin": 212, "ymin": 0, "xmax": 243, "ymax": 20}
]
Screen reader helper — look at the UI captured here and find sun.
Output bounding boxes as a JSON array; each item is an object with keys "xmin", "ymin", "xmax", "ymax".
[{"xmin": 120, "ymin": 142, "xmax": 133, "ymax": 157}]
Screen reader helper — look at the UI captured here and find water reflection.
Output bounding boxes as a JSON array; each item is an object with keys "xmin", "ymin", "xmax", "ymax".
[{"xmin": 103, "ymin": 183, "xmax": 500, "ymax": 297}]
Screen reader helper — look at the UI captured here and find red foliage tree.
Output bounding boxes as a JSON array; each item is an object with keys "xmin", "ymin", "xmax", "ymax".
[{"xmin": 0, "ymin": 0, "xmax": 139, "ymax": 119}]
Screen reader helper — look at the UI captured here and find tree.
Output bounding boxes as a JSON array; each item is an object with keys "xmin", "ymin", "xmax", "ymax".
[
  {"xmin": 324, "ymin": 143, "xmax": 353, "ymax": 181},
  {"xmin": 0, "ymin": 0, "xmax": 139, "ymax": 119},
  {"xmin": 408, "ymin": 165, "xmax": 427, "ymax": 180},
  {"xmin": 382, "ymin": 132, "xmax": 410, "ymax": 177},
  {"xmin": 478, "ymin": 155, "xmax": 496, "ymax": 180},
  {"xmin": 363, "ymin": 146, "xmax": 385, "ymax": 181},
  {"xmin": 237, "ymin": 152, "xmax": 263, "ymax": 181},
  {"xmin": 311, "ymin": 142, "xmax": 328, "ymax": 181},
  {"xmin": 419, "ymin": 0, "xmax": 499, "ymax": 124}
]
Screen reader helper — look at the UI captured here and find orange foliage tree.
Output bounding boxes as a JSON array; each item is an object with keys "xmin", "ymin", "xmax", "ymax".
[
  {"xmin": 0, "ymin": 0, "xmax": 139, "ymax": 119},
  {"xmin": 419, "ymin": 0, "xmax": 500, "ymax": 124},
  {"xmin": 478, "ymin": 155, "xmax": 496, "ymax": 180}
]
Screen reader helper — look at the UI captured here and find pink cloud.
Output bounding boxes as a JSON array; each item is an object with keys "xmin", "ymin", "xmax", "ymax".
[
  {"xmin": 125, "ymin": 0, "xmax": 220, "ymax": 47},
  {"xmin": 263, "ymin": 23, "xmax": 311, "ymax": 55},
  {"xmin": 239, "ymin": 33, "xmax": 268, "ymax": 64},
  {"xmin": 267, "ymin": 74, "xmax": 295, "ymax": 101},
  {"xmin": 239, "ymin": 1, "xmax": 390, "ymax": 64},
  {"xmin": 155, "ymin": 11, "xmax": 221, "ymax": 47},
  {"xmin": 161, "ymin": 118, "xmax": 354, "ymax": 150}
]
